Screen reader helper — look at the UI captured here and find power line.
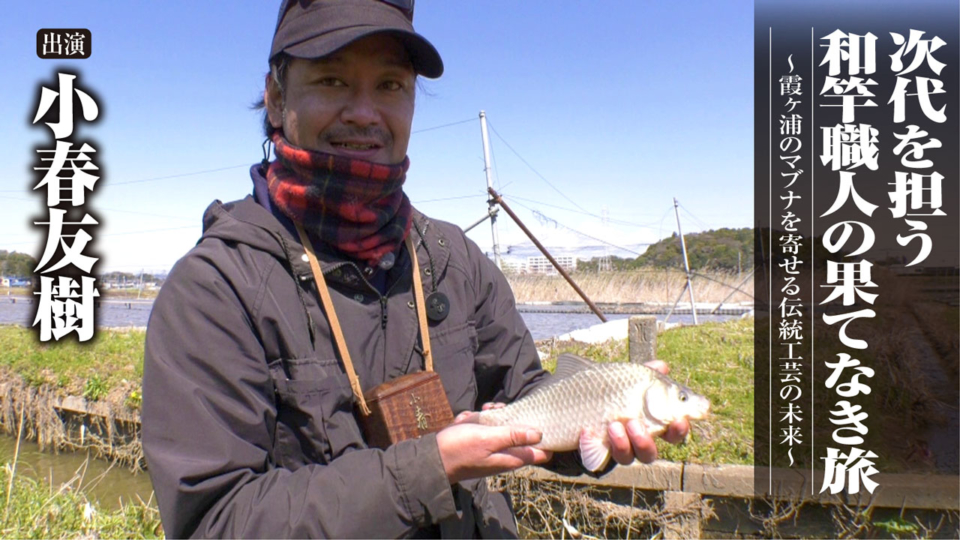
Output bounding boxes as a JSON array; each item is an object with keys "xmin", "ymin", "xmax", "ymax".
[
  {"xmin": 0, "ymin": 164, "xmax": 250, "ymax": 193},
  {"xmin": 109, "ymin": 164, "xmax": 251, "ymax": 187},
  {"xmin": 411, "ymin": 117, "xmax": 475, "ymax": 134},
  {"xmin": 490, "ymin": 126, "xmax": 502, "ymax": 191},
  {"xmin": 0, "ymin": 117, "xmax": 478, "ymax": 195},
  {"xmin": 657, "ymin": 205, "xmax": 675, "ymax": 241},
  {"xmin": 485, "ymin": 121, "xmax": 592, "ymax": 214},
  {"xmin": 96, "ymin": 206, "xmax": 196, "ymax": 222},
  {"xmin": 678, "ymin": 202, "xmax": 712, "ymax": 232},
  {"xmin": 413, "ymin": 193, "xmax": 486, "ymax": 204},
  {"xmin": 0, "ymin": 163, "xmax": 255, "ymax": 192},
  {"xmin": 504, "ymin": 194, "xmax": 668, "ymax": 230},
  {"xmin": 0, "ymin": 194, "xmax": 196, "ymax": 222},
  {"xmin": 0, "ymin": 225, "xmax": 199, "ymax": 246},
  {"xmin": 100, "ymin": 225, "xmax": 198, "ymax": 237},
  {"xmin": 507, "ymin": 198, "xmax": 644, "ymax": 256}
]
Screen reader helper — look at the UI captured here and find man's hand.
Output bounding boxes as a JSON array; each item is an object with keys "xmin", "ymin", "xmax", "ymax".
[
  {"xmin": 608, "ymin": 359, "xmax": 690, "ymax": 465},
  {"xmin": 436, "ymin": 419, "xmax": 552, "ymax": 485}
]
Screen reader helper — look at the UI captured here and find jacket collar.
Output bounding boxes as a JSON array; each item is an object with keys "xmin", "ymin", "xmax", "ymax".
[{"xmin": 408, "ymin": 210, "xmax": 451, "ymax": 292}]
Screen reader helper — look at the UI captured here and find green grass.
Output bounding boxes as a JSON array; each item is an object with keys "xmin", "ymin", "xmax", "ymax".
[
  {"xmin": 0, "ymin": 288, "xmax": 31, "ymax": 297},
  {"xmin": 0, "ymin": 463, "xmax": 162, "ymax": 539},
  {"xmin": 0, "ymin": 320, "xmax": 757, "ymax": 465},
  {"xmin": 540, "ymin": 318, "xmax": 754, "ymax": 465},
  {"xmin": 0, "ymin": 327, "xmax": 145, "ymax": 404},
  {"xmin": 0, "ymin": 287, "xmax": 158, "ymax": 300},
  {"xmin": 655, "ymin": 319, "xmax": 753, "ymax": 464}
]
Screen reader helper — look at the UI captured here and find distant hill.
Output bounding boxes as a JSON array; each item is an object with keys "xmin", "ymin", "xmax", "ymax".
[
  {"xmin": 579, "ymin": 228, "xmax": 753, "ymax": 272},
  {"xmin": 636, "ymin": 228, "xmax": 752, "ymax": 271}
]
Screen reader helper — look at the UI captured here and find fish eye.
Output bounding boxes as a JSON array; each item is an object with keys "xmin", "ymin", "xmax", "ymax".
[{"xmin": 679, "ymin": 392, "xmax": 688, "ymax": 402}]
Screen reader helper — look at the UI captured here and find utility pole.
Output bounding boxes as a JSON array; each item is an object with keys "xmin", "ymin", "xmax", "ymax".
[
  {"xmin": 599, "ymin": 206, "xmax": 612, "ymax": 272},
  {"xmin": 479, "ymin": 111, "xmax": 502, "ymax": 269},
  {"xmin": 674, "ymin": 197, "xmax": 698, "ymax": 325}
]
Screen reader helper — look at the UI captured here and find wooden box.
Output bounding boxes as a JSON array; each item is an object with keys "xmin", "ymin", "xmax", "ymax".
[{"xmin": 360, "ymin": 371, "xmax": 454, "ymax": 449}]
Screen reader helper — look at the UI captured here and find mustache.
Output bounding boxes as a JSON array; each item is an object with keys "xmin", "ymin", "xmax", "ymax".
[{"xmin": 322, "ymin": 126, "xmax": 392, "ymax": 146}]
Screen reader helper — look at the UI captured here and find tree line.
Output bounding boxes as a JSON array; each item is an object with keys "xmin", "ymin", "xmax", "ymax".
[
  {"xmin": 1, "ymin": 251, "xmax": 166, "ymax": 285},
  {"xmin": 0, "ymin": 250, "xmax": 36, "ymax": 278},
  {"xmin": 578, "ymin": 228, "xmax": 754, "ymax": 272}
]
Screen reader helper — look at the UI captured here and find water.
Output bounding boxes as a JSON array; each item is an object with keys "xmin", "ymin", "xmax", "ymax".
[
  {"xmin": 519, "ymin": 311, "xmax": 738, "ymax": 341},
  {"xmin": 0, "ymin": 297, "xmax": 151, "ymax": 329},
  {"xmin": 0, "ymin": 436, "xmax": 155, "ymax": 511},
  {"xmin": 2, "ymin": 296, "xmax": 741, "ymax": 340}
]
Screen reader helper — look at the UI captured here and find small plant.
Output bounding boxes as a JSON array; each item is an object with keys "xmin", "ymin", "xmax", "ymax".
[
  {"xmin": 126, "ymin": 389, "xmax": 142, "ymax": 410},
  {"xmin": 83, "ymin": 374, "xmax": 108, "ymax": 401},
  {"xmin": 872, "ymin": 516, "xmax": 920, "ymax": 535}
]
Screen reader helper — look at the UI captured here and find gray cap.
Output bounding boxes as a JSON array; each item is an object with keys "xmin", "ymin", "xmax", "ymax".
[{"xmin": 270, "ymin": 0, "xmax": 443, "ymax": 78}]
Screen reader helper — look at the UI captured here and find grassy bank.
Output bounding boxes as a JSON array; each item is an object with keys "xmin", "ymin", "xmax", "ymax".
[
  {"xmin": 0, "ymin": 319, "xmax": 755, "ymax": 538},
  {"xmin": 0, "ymin": 327, "xmax": 144, "ymax": 410},
  {"xmin": 0, "ymin": 463, "xmax": 161, "ymax": 539},
  {"xmin": 506, "ymin": 268, "xmax": 753, "ymax": 304},
  {"xmin": 0, "ymin": 321, "xmax": 755, "ymax": 465},
  {"xmin": 0, "ymin": 287, "xmax": 158, "ymax": 301},
  {"xmin": 538, "ymin": 318, "xmax": 754, "ymax": 465}
]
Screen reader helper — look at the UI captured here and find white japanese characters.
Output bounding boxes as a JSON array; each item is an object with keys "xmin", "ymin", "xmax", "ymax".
[
  {"xmin": 815, "ymin": 27, "xmax": 948, "ymax": 496},
  {"xmin": 776, "ymin": 55, "xmax": 806, "ymax": 469},
  {"xmin": 31, "ymin": 72, "xmax": 101, "ymax": 342},
  {"xmin": 889, "ymin": 30, "xmax": 947, "ymax": 267}
]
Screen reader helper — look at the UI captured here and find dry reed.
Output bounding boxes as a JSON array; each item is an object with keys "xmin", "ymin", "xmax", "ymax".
[
  {"xmin": 506, "ymin": 269, "xmax": 754, "ymax": 304},
  {"xmin": 489, "ymin": 472, "xmax": 714, "ymax": 539},
  {"xmin": 0, "ymin": 373, "xmax": 143, "ymax": 471}
]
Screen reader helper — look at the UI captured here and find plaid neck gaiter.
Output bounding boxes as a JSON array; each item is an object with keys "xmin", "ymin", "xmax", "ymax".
[{"xmin": 267, "ymin": 132, "xmax": 413, "ymax": 269}]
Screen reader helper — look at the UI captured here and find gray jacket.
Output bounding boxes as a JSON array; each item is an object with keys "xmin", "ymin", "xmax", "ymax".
[{"xmin": 142, "ymin": 194, "xmax": 550, "ymax": 538}]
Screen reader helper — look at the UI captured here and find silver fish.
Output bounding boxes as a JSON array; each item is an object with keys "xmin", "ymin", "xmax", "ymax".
[{"xmin": 478, "ymin": 354, "xmax": 710, "ymax": 472}]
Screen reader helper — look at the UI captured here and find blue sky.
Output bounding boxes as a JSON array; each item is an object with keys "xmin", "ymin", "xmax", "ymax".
[{"xmin": 1, "ymin": 1, "xmax": 754, "ymax": 273}]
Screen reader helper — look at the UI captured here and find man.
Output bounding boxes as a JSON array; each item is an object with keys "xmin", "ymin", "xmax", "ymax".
[{"xmin": 142, "ymin": 1, "xmax": 688, "ymax": 537}]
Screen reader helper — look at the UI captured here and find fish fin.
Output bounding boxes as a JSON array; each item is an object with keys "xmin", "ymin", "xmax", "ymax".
[
  {"xmin": 522, "ymin": 354, "xmax": 596, "ymax": 399},
  {"xmin": 578, "ymin": 429, "xmax": 611, "ymax": 472},
  {"xmin": 554, "ymin": 353, "xmax": 595, "ymax": 380}
]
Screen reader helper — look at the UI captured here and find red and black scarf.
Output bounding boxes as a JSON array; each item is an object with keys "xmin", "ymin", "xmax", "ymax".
[{"xmin": 266, "ymin": 132, "xmax": 413, "ymax": 269}]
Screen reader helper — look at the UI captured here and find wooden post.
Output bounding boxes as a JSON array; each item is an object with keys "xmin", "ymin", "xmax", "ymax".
[
  {"xmin": 629, "ymin": 315, "xmax": 657, "ymax": 364},
  {"xmin": 488, "ymin": 188, "xmax": 607, "ymax": 322}
]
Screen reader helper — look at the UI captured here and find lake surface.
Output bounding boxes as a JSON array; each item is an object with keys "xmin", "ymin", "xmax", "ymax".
[
  {"xmin": 0, "ymin": 435, "xmax": 155, "ymax": 511},
  {"xmin": 1, "ymin": 296, "xmax": 739, "ymax": 340},
  {"xmin": 0, "ymin": 297, "xmax": 152, "ymax": 329}
]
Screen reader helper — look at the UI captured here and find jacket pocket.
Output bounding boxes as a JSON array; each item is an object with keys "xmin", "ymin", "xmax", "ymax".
[
  {"xmin": 269, "ymin": 360, "xmax": 366, "ymax": 469},
  {"xmin": 429, "ymin": 321, "xmax": 479, "ymax": 414}
]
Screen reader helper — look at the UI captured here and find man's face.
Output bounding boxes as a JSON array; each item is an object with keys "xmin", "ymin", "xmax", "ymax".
[{"xmin": 266, "ymin": 34, "xmax": 415, "ymax": 165}]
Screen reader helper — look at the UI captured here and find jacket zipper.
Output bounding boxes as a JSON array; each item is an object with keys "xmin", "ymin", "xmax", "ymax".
[{"xmin": 379, "ymin": 297, "xmax": 388, "ymax": 330}]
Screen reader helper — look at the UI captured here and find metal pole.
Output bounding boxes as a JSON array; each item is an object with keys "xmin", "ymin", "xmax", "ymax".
[
  {"xmin": 489, "ymin": 188, "xmax": 607, "ymax": 323},
  {"xmin": 673, "ymin": 197, "xmax": 699, "ymax": 325},
  {"xmin": 479, "ymin": 111, "xmax": 502, "ymax": 269},
  {"xmin": 664, "ymin": 281, "xmax": 688, "ymax": 325},
  {"xmin": 463, "ymin": 206, "xmax": 500, "ymax": 234}
]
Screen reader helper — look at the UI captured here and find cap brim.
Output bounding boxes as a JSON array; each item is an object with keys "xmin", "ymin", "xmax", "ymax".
[{"xmin": 283, "ymin": 27, "xmax": 444, "ymax": 79}]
